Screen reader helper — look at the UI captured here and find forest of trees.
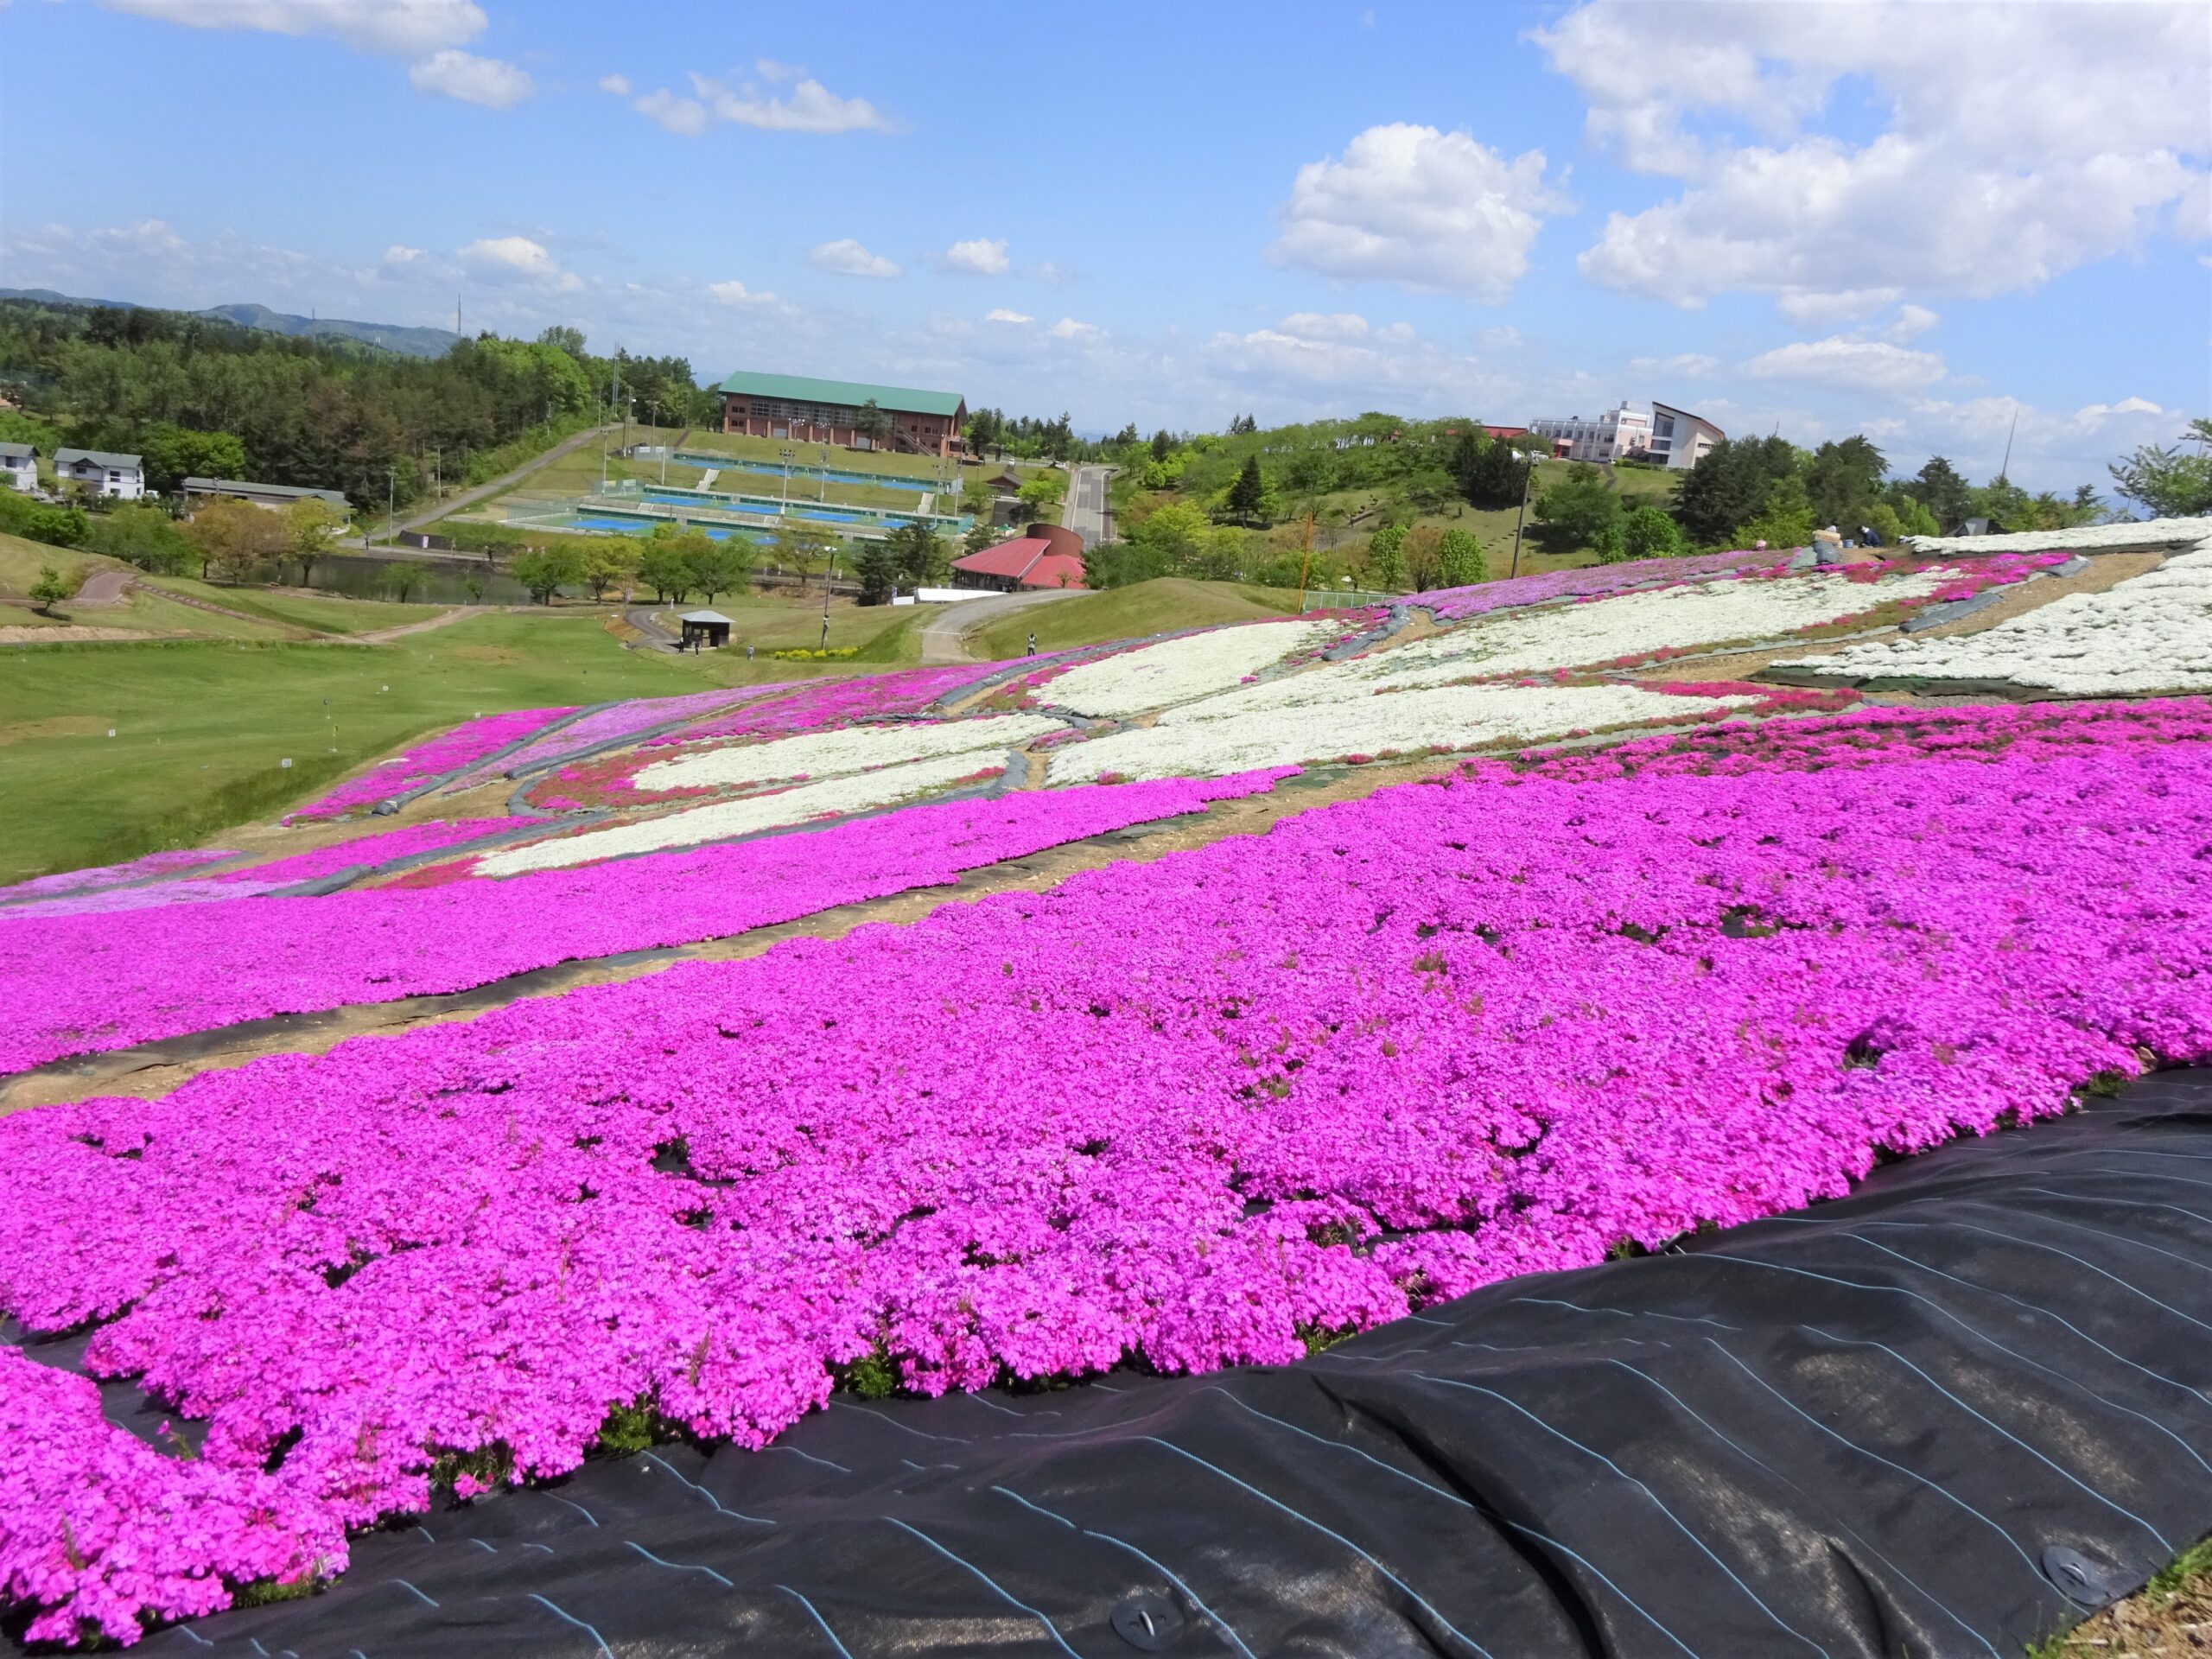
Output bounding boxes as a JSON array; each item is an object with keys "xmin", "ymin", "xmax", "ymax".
[
  {"xmin": 1068, "ymin": 404, "xmax": 2174, "ymax": 594},
  {"xmin": 0, "ymin": 297, "xmax": 715, "ymax": 514}
]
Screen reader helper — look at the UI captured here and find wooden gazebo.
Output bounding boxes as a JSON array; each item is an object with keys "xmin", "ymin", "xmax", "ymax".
[{"xmin": 678, "ymin": 610, "xmax": 733, "ymax": 651}]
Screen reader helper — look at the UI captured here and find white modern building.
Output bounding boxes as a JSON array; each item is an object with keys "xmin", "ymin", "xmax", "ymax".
[
  {"xmin": 0, "ymin": 442, "xmax": 34, "ymax": 493},
  {"xmin": 53, "ymin": 448, "xmax": 145, "ymax": 499},
  {"xmin": 1529, "ymin": 404, "xmax": 1652, "ymax": 464},
  {"xmin": 1649, "ymin": 403, "xmax": 1726, "ymax": 470}
]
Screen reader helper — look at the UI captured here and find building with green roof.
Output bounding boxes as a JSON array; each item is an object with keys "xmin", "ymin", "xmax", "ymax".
[{"xmin": 716, "ymin": 370, "xmax": 967, "ymax": 458}]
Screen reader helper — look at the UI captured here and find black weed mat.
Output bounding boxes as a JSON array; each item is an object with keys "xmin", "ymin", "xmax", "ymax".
[{"xmin": 98, "ymin": 1071, "xmax": 2212, "ymax": 1656}]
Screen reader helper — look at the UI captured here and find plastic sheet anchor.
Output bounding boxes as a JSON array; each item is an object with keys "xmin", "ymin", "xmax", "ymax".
[
  {"xmin": 2042, "ymin": 1545, "xmax": 2125, "ymax": 1608},
  {"xmin": 1111, "ymin": 1590, "xmax": 1186, "ymax": 1650}
]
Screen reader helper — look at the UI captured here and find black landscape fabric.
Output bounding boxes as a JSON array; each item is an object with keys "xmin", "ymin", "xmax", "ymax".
[{"xmin": 36, "ymin": 1070, "xmax": 2212, "ymax": 1658}]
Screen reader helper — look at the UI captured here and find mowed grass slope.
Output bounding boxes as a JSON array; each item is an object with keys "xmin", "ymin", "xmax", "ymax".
[
  {"xmin": 0, "ymin": 602, "xmax": 919, "ymax": 880},
  {"xmin": 970, "ymin": 578, "xmax": 1306, "ymax": 659},
  {"xmin": 140, "ymin": 579, "xmax": 448, "ymax": 636}
]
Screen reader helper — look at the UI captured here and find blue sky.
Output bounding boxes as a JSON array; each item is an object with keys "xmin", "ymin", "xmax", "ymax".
[{"xmin": 2, "ymin": 0, "xmax": 2207, "ymax": 492}]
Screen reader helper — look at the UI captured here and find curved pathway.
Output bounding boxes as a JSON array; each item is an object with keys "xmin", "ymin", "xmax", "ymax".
[{"xmin": 918, "ymin": 588, "xmax": 1085, "ymax": 664}]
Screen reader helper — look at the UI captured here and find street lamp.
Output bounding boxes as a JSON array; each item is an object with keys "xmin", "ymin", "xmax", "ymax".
[
  {"xmin": 779, "ymin": 447, "xmax": 793, "ymax": 508},
  {"xmin": 818, "ymin": 448, "xmax": 830, "ymax": 502},
  {"xmin": 1509, "ymin": 448, "xmax": 1537, "ymax": 580}
]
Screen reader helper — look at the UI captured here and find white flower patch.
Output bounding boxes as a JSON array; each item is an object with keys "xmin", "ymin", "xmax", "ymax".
[
  {"xmin": 1046, "ymin": 683, "xmax": 1755, "ymax": 785},
  {"xmin": 1161, "ymin": 568, "xmax": 1952, "ymax": 727},
  {"xmin": 1782, "ymin": 542, "xmax": 2212, "ymax": 696},
  {"xmin": 1039, "ymin": 620, "xmax": 1337, "ymax": 717},
  {"xmin": 477, "ymin": 754, "xmax": 1003, "ymax": 874},
  {"xmin": 632, "ymin": 715, "xmax": 1060, "ymax": 794},
  {"xmin": 1904, "ymin": 518, "xmax": 2212, "ymax": 557}
]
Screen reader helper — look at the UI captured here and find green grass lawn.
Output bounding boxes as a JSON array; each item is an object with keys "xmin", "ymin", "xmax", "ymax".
[
  {"xmin": 0, "ymin": 601, "xmax": 919, "ymax": 880},
  {"xmin": 141, "ymin": 579, "xmax": 448, "ymax": 636},
  {"xmin": 674, "ymin": 430, "xmax": 975, "ymax": 486},
  {"xmin": 970, "ymin": 578, "xmax": 1306, "ymax": 660}
]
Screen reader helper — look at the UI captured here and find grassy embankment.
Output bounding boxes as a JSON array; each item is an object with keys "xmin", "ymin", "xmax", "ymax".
[
  {"xmin": 0, "ymin": 599, "xmax": 925, "ymax": 880},
  {"xmin": 969, "ymin": 577, "xmax": 1308, "ymax": 659},
  {"xmin": 1297, "ymin": 460, "xmax": 1680, "ymax": 575}
]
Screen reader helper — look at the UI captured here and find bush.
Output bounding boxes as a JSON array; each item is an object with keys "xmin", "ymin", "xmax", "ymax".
[
  {"xmin": 1618, "ymin": 505, "xmax": 1685, "ymax": 563},
  {"xmin": 0, "ymin": 487, "xmax": 89, "ymax": 550}
]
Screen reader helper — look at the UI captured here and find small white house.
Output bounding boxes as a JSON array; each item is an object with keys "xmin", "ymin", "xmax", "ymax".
[
  {"xmin": 0, "ymin": 442, "xmax": 34, "ymax": 493},
  {"xmin": 53, "ymin": 448, "xmax": 145, "ymax": 500},
  {"xmin": 1529, "ymin": 404, "xmax": 1653, "ymax": 465}
]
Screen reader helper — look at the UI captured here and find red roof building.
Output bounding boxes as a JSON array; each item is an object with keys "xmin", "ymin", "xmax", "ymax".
[{"xmin": 950, "ymin": 523, "xmax": 1088, "ymax": 593}]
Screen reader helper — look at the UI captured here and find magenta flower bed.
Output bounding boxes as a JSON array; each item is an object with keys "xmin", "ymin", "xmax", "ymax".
[
  {"xmin": 0, "ymin": 772, "xmax": 1294, "ymax": 1074},
  {"xmin": 1411, "ymin": 548, "xmax": 1776, "ymax": 619},
  {"xmin": 215, "ymin": 818, "xmax": 545, "ymax": 886},
  {"xmin": 641, "ymin": 664, "xmax": 1001, "ymax": 747},
  {"xmin": 0, "ymin": 849, "xmax": 237, "ymax": 908},
  {"xmin": 3, "ymin": 703, "xmax": 2208, "ymax": 1642},
  {"xmin": 284, "ymin": 707, "xmax": 580, "ymax": 822}
]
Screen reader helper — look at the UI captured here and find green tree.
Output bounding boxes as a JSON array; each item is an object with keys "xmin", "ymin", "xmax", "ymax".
[
  {"xmin": 511, "ymin": 543, "xmax": 584, "ymax": 604},
  {"xmin": 1618, "ymin": 504, "xmax": 1685, "ymax": 563},
  {"xmin": 1910, "ymin": 456, "xmax": 1973, "ymax": 532},
  {"xmin": 855, "ymin": 399, "xmax": 893, "ymax": 450},
  {"xmin": 1224, "ymin": 455, "xmax": 1267, "ymax": 524},
  {"xmin": 583, "ymin": 537, "xmax": 640, "ymax": 601},
  {"xmin": 1892, "ymin": 494, "xmax": 1942, "ymax": 538},
  {"xmin": 84, "ymin": 503, "xmax": 191, "ymax": 573},
  {"xmin": 638, "ymin": 535, "xmax": 693, "ymax": 602},
  {"xmin": 1129, "ymin": 500, "xmax": 1213, "ymax": 568},
  {"xmin": 884, "ymin": 519, "xmax": 948, "ymax": 588},
  {"xmin": 962, "ymin": 520, "xmax": 1001, "ymax": 556},
  {"xmin": 1365, "ymin": 523, "xmax": 1408, "ymax": 589},
  {"xmin": 1016, "ymin": 470, "xmax": 1066, "ymax": 517},
  {"xmin": 683, "ymin": 534, "xmax": 752, "ymax": 602},
  {"xmin": 385, "ymin": 563, "xmax": 426, "ymax": 604},
  {"xmin": 1739, "ymin": 476, "xmax": 1817, "ymax": 549},
  {"xmin": 853, "ymin": 538, "xmax": 900, "ymax": 605},
  {"xmin": 185, "ymin": 498, "xmax": 288, "ymax": 582},
  {"xmin": 139, "ymin": 425, "xmax": 248, "ymax": 494},
  {"xmin": 29, "ymin": 565, "xmax": 71, "ymax": 614},
  {"xmin": 2110, "ymin": 416, "xmax": 2212, "ymax": 518},
  {"xmin": 1530, "ymin": 463, "xmax": 1624, "ymax": 550},
  {"xmin": 1150, "ymin": 429, "xmax": 1173, "ymax": 462},
  {"xmin": 1435, "ymin": 526, "xmax": 1485, "ymax": 586},
  {"xmin": 286, "ymin": 498, "xmax": 346, "ymax": 585},
  {"xmin": 1671, "ymin": 437, "xmax": 1799, "ymax": 545},
  {"xmin": 1803, "ymin": 435, "xmax": 1888, "ymax": 531},
  {"xmin": 769, "ymin": 519, "xmax": 840, "ymax": 594}
]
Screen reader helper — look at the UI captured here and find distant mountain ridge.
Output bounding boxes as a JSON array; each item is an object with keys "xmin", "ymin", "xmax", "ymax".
[{"xmin": 0, "ymin": 289, "xmax": 460, "ymax": 359}]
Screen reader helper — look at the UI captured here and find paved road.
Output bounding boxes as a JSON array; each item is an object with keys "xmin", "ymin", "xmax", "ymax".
[
  {"xmin": 918, "ymin": 588, "xmax": 1086, "ymax": 664},
  {"xmin": 71, "ymin": 568, "xmax": 134, "ymax": 607},
  {"xmin": 370, "ymin": 423, "xmax": 614, "ymax": 544},
  {"xmin": 1061, "ymin": 464, "xmax": 1112, "ymax": 548}
]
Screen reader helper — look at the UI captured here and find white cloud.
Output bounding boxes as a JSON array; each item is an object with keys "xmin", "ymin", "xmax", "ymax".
[
  {"xmin": 109, "ymin": 0, "xmax": 531, "ymax": 108},
  {"xmin": 408, "ymin": 48, "xmax": 531, "ymax": 108},
  {"xmin": 460, "ymin": 235, "xmax": 579, "ymax": 291},
  {"xmin": 1269, "ymin": 123, "xmax": 1573, "ymax": 302},
  {"xmin": 633, "ymin": 88, "xmax": 709, "ymax": 137},
  {"xmin": 1741, "ymin": 336, "xmax": 1948, "ymax": 393},
  {"xmin": 807, "ymin": 238, "xmax": 900, "ymax": 279},
  {"xmin": 709, "ymin": 279, "xmax": 777, "ymax": 307},
  {"xmin": 1536, "ymin": 1, "xmax": 2210, "ymax": 307},
  {"xmin": 1275, "ymin": 311, "xmax": 1372, "ymax": 342},
  {"xmin": 1881, "ymin": 303, "xmax": 1941, "ymax": 345},
  {"xmin": 598, "ymin": 73, "xmax": 632, "ymax": 96},
  {"xmin": 943, "ymin": 238, "xmax": 1011, "ymax": 276},
  {"xmin": 1049, "ymin": 317, "xmax": 1103, "ymax": 340},
  {"xmin": 103, "ymin": 0, "xmax": 486, "ymax": 55},
  {"xmin": 689, "ymin": 71, "xmax": 894, "ymax": 134},
  {"xmin": 984, "ymin": 308, "xmax": 1033, "ymax": 324},
  {"xmin": 1629, "ymin": 352, "xmax": 1724, "ymax": 379},
  {"xmin": 753, "ymin": 57, "xmax": 799, "ymax": 82},
  {"xmin": 382, "ymin": 244, "xmax": 425, "ymax": 265}
]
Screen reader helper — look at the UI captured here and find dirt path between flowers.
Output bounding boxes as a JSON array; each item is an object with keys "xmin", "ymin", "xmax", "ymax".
[{"xmin": 0, "ymin": 755, "xmax": 1510, "ymax": 1116}]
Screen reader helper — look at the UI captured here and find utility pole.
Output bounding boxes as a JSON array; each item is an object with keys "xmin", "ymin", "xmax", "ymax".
[
  {"xmin": 385, "ymin": 466, "xmax": 396, "ymax": 544},
  {"xmin": 1509, "ymin": 449, "xmax": 1535, "ymax": 579},
  {"xmin": 1999, "ymin": 408, "xmax": 2019, "ymax": 480},
  {"xmin": 1297, "ymin": 508, "xmax": 1314, "ymax": 613},
  {"xmin": 819, "ymin": 448, "xmax": 829, "ymax": 502},
  {"xmin": 779, "ymin": 447, "xmax": 793, "ymax": 506}
]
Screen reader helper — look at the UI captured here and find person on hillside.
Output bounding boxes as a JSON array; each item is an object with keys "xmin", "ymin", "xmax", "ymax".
[
  {"xmin": 1813, "ymin": 524, "xmax": 1846, "ymax": 566},
  {"xmin": 1027, "ymin": 632, "xmax": 1037, "ymax": 656},
  {"xmin": 1860, "ymin": 524, "xmax": 1884, "ymax": 548}
]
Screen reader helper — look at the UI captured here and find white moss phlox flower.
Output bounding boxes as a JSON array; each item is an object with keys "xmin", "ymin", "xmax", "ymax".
[{"xmin": 632, "ymin": 715, "xmax": 1060, "ymax": 793}]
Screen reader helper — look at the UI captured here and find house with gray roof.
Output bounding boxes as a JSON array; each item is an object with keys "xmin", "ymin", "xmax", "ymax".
[
  {"xmin": 53, "ymin": 448, "xmax": 144, "ymax": 499},
  {"xmin": 0, "ymin": 442, "xmax": 34, "ymax": 494}
]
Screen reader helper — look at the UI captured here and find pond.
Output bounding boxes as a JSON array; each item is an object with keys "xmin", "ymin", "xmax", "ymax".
[{"xmin": 315, "ymin": 552, "xmax": 534, "ymax": 606}]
